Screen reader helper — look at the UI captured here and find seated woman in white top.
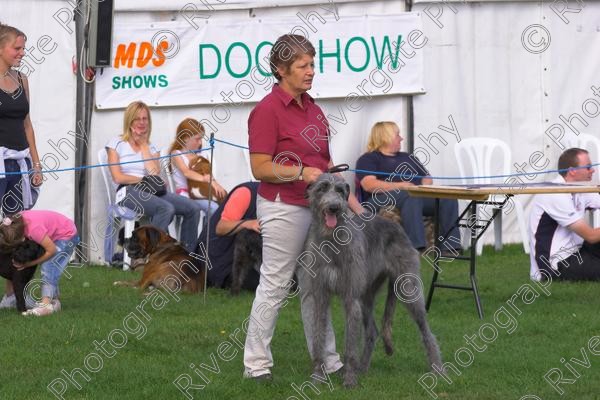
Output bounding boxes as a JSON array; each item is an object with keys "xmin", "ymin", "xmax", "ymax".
[
  {"xmin": 168, "ymin": 118, "xmax": 226, "ymax": 216},
  {"xmin": 105, "ymin": 101, "xmax": 201, "ymax": 252}
]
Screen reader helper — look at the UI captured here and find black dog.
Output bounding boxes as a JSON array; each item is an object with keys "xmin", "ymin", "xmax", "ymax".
[
  {"xmin": 230, "ymin": 229, "xmax": 262, "ymax": 295},
  {"xmin": 0, "ymin": 240, "xmax": 45, "ymax": 312}
]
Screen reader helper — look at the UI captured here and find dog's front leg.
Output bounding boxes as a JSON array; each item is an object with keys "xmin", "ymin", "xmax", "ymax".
[
  {"xmin": 309, "ymin": 289, "xmax": 330, "ymax": 377},
  {"xmin": 343, "ymin": 297, "xmax": 362, "ymax": 388}
]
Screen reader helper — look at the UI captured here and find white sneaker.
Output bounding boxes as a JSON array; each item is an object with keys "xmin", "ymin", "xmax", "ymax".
[
  {"xmin": 0, "ymin": 294, "xmax": 16, "ymax": 309},
  {"xmin": 22, "ymin": 302, "xmax": 55, "ymax": 316}
]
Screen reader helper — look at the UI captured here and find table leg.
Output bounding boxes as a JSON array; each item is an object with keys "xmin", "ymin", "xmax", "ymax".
[{"xmin": 469, "ymin": 200, "xmax": 484, "ymax": 318}]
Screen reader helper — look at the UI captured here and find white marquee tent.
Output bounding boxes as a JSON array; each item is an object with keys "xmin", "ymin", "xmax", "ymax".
[{"xmin": 5, "ymin": 0, "xmax": 600, "ymax": 264}]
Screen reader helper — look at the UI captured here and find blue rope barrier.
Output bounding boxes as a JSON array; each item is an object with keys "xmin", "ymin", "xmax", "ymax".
[
  {"xmin": 351, "ymin": 164, "xmax": 600, "ymax": 181},
  {"xmin": 2, "ymin": 138, "xmax": 599, "ymax": 182},
  {"xmin": 213, "ymin": 138, "xmax": 249, "ymax": 150},
  {"xmin": 0, "ymin": 146, "xmax": 213, "ymax": 176}
]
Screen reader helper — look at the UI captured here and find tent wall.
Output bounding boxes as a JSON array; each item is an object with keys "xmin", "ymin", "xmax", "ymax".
[
  {"xmin": 8, "ymin": 1, "xmax": 599, "ymax": 263},
  {"xmin": 412, "ymin": 1, "xmax": 600, "ymax": 244},
  {"xmin": 4, "ymin": 0, "xmax": 77, "ymax": 221},
  {"xmin": 87, "ymin": 0, "xmax": 408, "ymax": 264}
]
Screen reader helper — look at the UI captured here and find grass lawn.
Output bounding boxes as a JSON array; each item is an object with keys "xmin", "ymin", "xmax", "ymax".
[{"xmin": 2, "ymin": 244, "xmax": 600, "ymax": 400}]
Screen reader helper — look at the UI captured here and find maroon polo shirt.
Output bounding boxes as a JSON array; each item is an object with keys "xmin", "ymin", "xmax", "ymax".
[{"xmin": 248, "ymin": 84, "xmax": 331, "ymax": 207}]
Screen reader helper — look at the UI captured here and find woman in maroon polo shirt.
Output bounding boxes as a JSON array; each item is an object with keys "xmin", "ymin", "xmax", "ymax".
[{"xmin": 243, "ymin": 34, "xmax": 363, "ymax": 381}]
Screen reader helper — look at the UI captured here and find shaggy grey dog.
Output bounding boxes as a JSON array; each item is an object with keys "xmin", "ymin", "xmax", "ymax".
[{"xmin": 297, "ymin": 174, "xmax": 442, "ymax": 388}]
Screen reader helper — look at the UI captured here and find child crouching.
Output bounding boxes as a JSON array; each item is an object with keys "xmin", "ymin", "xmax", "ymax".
[{"xmin": 0, "ymin": 210, "xmax": 79, "ymax": 316}]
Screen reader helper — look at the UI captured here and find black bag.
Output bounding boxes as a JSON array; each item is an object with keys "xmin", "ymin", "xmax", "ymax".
[{"xmin": 138, "ymin": 175, "xmax": 167, "ymax": 197}]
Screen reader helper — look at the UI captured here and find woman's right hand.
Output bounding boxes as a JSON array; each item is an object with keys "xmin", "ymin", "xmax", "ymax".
[
  {"xmin": 212, "ymin": 181, "xmax": 227, "ymax": 199},
  {"xmin": 243, "ymin": 219, "xmax": 261, "ymax": 233},
  {"xmin": 302, "ymin": 166, "xmax": 323, "ymax": 184}
]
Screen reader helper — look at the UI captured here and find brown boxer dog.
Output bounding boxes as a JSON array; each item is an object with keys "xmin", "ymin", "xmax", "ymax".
[{"xmin": 114, "ymin": 226, "xmax": 205, "ymax": 293}]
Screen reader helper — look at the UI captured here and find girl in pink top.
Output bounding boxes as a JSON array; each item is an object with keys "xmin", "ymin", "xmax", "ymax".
[{"xmin": 0, "ymin": 210, "xmax": 79, "ymax": 316}]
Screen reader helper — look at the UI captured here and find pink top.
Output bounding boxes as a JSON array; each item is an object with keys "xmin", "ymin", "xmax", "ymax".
[
  {"xmin": 22, "ymin": 210, "xmax": 78, "ymax": 244},
  {"xmin": 248, "ymin": 84, "xmax": 331, "ymax": 207}
]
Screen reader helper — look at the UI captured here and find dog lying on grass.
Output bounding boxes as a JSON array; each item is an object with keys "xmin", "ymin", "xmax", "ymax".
[{"xmin": 114, "ymin": 226, "xmax": 205, "ymax": 293}]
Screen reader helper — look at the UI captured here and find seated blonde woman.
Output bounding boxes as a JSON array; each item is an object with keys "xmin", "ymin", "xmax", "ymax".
[
  {"xmin": 106, "ymin": 101, "xmax": 200, "ymax": 252},
  {"xmin": 355, "ymin": 121, "xmax": 461, "ymax": 252},
  {"xmin": 168, "ymin": 118, "xmax": 226, "ymax": 216}
]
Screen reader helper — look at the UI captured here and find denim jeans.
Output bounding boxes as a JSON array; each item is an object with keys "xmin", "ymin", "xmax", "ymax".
[
  {"xmin": 41, "ymin": 234, "xmax": 80, "ymax": 299},
  {"xmin": 194, "ymin": 198, "xmax": 219, "ymax": 216},
  {"xmin": 120, "ymin": 186, "xmax": 201, "ymax": 252}
]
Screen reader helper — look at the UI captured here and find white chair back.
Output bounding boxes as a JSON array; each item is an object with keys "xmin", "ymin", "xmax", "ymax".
[
  {"xmin": 454, "ymin": 138, "xmax": 530, "ymax": 254},
  {"xmin": 98, "ymin": 148, "xmax": 117, "ymax": 205},
  {"xmin": 455, "ymin": 138, "xmax": 511, "ymax": 185}
]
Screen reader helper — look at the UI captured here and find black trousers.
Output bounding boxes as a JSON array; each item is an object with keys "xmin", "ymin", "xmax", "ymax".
[{"xmin": 555, "ymin": 242, "xmax": 600, "ymax": 281}]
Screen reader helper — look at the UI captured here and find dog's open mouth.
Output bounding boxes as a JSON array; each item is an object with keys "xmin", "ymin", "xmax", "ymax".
[{"xmin": 324, "ymin": 211, "xmax": 338, "ymax": 229}]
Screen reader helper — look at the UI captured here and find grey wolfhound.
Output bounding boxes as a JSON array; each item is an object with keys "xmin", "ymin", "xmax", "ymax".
[{"xmin": 297, "ymin": 174, "xmax": 442, "ymax": 388}]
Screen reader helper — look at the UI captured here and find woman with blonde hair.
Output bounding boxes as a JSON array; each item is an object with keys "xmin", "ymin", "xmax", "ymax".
[
  {"xmin": 106, "ymin": 101, "xmax": 201, "ymax": 251},
  {"xmin": 356, "ymin": 121, "xmax": 461, "ymax": 252},
  {"xmin": 168, "ymin": 118, "xmax": 226, "ymax": 216}
]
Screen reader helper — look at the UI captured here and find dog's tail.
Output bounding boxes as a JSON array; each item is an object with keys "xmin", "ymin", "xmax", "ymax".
[{"xmin": 382, "ymin": 280, "xmax": 396, "ymax": 356}]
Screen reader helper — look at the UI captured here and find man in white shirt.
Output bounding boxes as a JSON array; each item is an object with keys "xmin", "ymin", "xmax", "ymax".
[{"xmin": 529, "ymin": 148, "xmax": 600, "ymax": 281}]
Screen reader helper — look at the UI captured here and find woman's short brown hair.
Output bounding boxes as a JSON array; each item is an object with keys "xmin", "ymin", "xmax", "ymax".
[
  {"xmin": 269, "ymin": 34, "xmax": 316, "ymax": 81},
  {"xmin": 0, "ymin": 22, "xmax": 25, "ymax": 48}
]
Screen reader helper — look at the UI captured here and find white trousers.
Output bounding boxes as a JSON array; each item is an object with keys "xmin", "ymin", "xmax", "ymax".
[{"xmin": 243, "ymin": 195, "xmax": 342, "ymax": 377}]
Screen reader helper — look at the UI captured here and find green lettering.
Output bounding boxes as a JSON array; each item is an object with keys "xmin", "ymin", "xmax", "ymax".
[
  {"xmin": 121, "ymin": 75, "xmax": 132, "ymax": 89},
  {"xmin": 371, "ymin": 35, "xmax": 402, "ymax": 69},
  {"xmin": 133, "ymin": 75, "xmax": 143, "ymax": 89},
  {"xmin": 225, "ymin": 42, "xmax": 251, "ymax": 78},
  {"xmin": 158, "ymin": 75, "xmax": 168, "ymax": 87},
  {"xmin": 143, "ymin": 75, "xmax": 157, "ymax": 87},
  {"xmin": 199, "ymin": 44, "xmax": 221, "ymax": 79},
  {"xmin": 255, "ymin": 41, "xmax": 273, "ymax": 77},
  {"xmin": 319, "ymin": 38, "xmax": 341, "ymax": 73},
  {"xmin": 345, "ymin": 36, "xmax": 370, "ymax": 72}
]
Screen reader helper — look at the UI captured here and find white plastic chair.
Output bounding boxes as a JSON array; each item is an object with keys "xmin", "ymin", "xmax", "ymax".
[
  {"xmin": 455, "ymin": 138, "xmax": 530, "ymax": 255},
  {"xmin": 564, "ymin": 133, "xmax": 600, "ymax": 227},
  {"xmin": 98, "ymin": 148, "xmax": 140, "ymax": 270}
]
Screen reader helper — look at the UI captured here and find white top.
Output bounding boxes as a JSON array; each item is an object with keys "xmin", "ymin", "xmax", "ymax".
[
  {"xmin": 106, "ymin": 137, "xmax": 159, "ymax": 178},
  {"xmin": 171, "ymin": 149, "xmax": 190, "ymax": 191},
  {"xmin": 528, "ymin": 175, "xmax": 600, "ymax": 280}
]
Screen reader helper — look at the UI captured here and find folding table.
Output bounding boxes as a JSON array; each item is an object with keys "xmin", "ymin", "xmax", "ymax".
[{"xmin": 404, "ymin": 183, "xmax": 600, "ymax": 319}]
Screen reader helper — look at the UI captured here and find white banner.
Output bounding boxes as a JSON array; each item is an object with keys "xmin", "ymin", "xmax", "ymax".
[{"xmin": 95, "ymin": 13, "xmax": 425, "ymax": 109}]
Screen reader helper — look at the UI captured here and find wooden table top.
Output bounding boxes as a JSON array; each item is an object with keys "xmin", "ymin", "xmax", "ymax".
[{"xmin": 404, "ymin": 183, "xmax": 600, "ymax": 201}]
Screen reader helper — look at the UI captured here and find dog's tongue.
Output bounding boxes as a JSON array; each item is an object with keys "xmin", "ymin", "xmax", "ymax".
[{"xmin": 325, "ymin": 212, "xmax": 338, "ymax": 228}]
